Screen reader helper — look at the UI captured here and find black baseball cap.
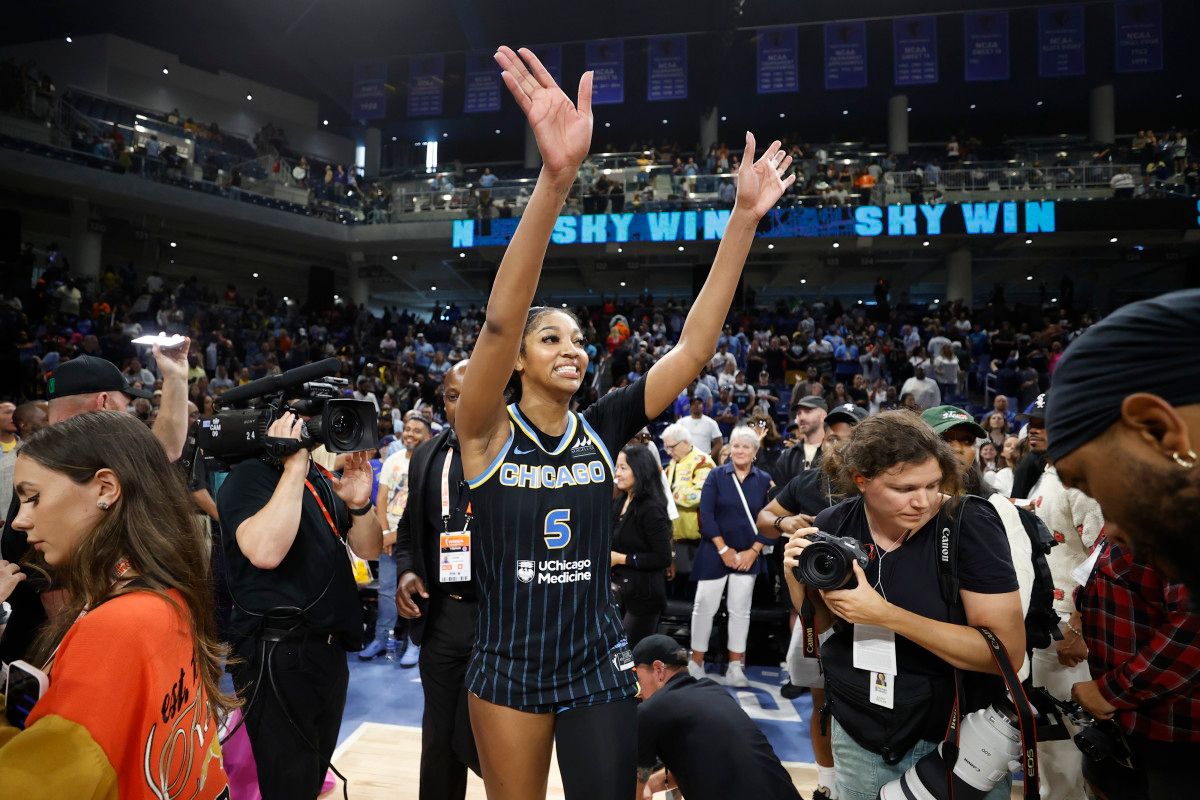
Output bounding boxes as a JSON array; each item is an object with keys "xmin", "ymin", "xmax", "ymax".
[
  {"xmin": 47, "ymin": 355, "xmax": 154, "ymax": 401},
  {"xmin": 631, "ymin": 634, "xmax": 689, "ymax": 667},
  {"xmin": 826, "ymin": 402, "xmax": 868, "ymax": 426},
  {"xmin": 1017, "ymin": 393, "xmax": 1048, "ymax": 422},
  {"xmin": 793, "ymin": 395, "xmax": 828, "ymax": 412}
]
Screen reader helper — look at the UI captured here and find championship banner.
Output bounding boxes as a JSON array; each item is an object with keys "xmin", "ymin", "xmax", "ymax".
[
  {"xmin": 1115, "ymin": 0, "xmax": 1164, "ymax": 72},
  {"xmin": 407, "ymin": 55, "xmax": 444, "ymax": 117},
  {"xmin": 756, "ymin": 26, "xmax": 798, "ymax": 94},
  {"xmin": 964, "ymin": 10, "xmax": 1010, "ymax": 81},
  {"xmin": 825, "ymin": 21, "xmax": 868, "ymax": 90},
  {"xmin": 647, "ymin": 35, "xmax": 687, "ymax": 102},
  {"xmin": 585, "ymin": 39, "xmax": 625, "ymax": 105},
  {"xmin": 893, "ymin": 16, "xmax": 938, "ymax": 86},
  {"xmin": 1038, "ymin": 5, "xmax": 1086, "ymax": 77},
  {"xmin": 464, "ymin": 51, "xmax": 502, "ymax": 113},
  {"xmin": 351, "ymin": 60, "xmax": 388, "ymax": 121}
]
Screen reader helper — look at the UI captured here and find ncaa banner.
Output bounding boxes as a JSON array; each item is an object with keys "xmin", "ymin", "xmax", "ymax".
[
  {"xmin": 647, "ymin": 35, "xmax": 687, "ymax": 102},
  {"xmin": 407, "ymin": 55, "xmax": 444, "ymax": 117},
  {"xmin": 964, "ymin": 10, "xmax": 1010, "ymax": 81},
  {"xmin": 1115, "ymin": 0, "xmax": 1164, "ymax": 72},
  {"xmin": 1038, "ymin": 5, "xmax": 1086, "ymax": 77},
  {"xmin": 756, "ymin": 26, "xmax": 798, "ymax": 94},
  {"xmin": 351, "ymin": 60, "xmax": 388, "ymax": 121},
  {"xmin": 825, "ymin": 21, "xmax": 868, "ymax": 90},
  {"xmin": 893, "ymin": 16, "xmax": 939, "ymax": 86},
  {"xmin": 464, "ymin": 51, "xmax": 502, "ymax": 113},
  {"xmin": 586, "ymin": 39, "xmax": 625, "ymax": 105}
]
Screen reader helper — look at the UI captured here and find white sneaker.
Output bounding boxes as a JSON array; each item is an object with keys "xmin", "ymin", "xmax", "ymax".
[
  {"xmin": 725, "ymin": 662, "xmax": 750, "ymax": 687},
  {"xmin": 687, "ymin": 660, "xmax": 706, "ymax": 681}
]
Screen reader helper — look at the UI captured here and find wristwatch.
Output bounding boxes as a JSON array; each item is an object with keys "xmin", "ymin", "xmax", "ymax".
[{"xmin": 349, "ymin": 502, "xmax": 374, "ymax": 517}]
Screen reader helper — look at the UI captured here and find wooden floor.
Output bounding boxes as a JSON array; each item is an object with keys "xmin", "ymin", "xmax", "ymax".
[
  {"xmin": 322, "ymin": 722, "xmax": 1026, "ymax": 799},
  {"xmin": 321, "ymin": 722, "xmax": 823, "ymax": 799}
]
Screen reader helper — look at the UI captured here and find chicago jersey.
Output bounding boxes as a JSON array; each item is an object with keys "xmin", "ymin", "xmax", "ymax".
[{"xmin": 465, "ymin": 379, "xmax": 649, "ymax": 708}]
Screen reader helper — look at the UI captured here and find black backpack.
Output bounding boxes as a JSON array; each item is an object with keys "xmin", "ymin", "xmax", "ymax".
[{"xmin": 937, "ymin": 495, "xmax": 1062, "ymax": 655}]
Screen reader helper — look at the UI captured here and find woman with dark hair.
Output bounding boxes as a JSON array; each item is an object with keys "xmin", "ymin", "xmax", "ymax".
[
  {"xmin": 984, "ymin": 411, "xmax": 1009, "ymax": 449},
  {"xmin": 455, "ymin": 46, "xmax": 793, "ymax": 800},
  {"xmin": 978, "ymin": 440, "xmax": 1001, "ymax": 474},
  {"xmin": 0, "ymin": 411, "xmax": 232, "ymax": 797},
  {"xmin": 782, "ymin": 411, "xmax": 1024, "ymax": 800},
  {"xmin": 610, "ymin": 444, "xmax": 673, "ymax": 646}
]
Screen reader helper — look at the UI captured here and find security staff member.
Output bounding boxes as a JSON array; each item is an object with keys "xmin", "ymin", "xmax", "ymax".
[
  {"xmin": 218, "ymin": 411, "xmax": 382, "ymax": 800},
  {"xmin": 395, "ymin": 360, "xmax": 482, "ymax": 800}
]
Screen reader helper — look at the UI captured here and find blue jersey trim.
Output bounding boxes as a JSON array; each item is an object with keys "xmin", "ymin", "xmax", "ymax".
[
  {"xmin": 578, "ymin": 416, "xmax": 614, "ymax": 475},
  {"xmin": 508, "ymin": 403, "xmax": 577, "ymax": 456},
  {"xmin": 465, "ymin": 423, "xmax": 515, "ymax": 489}
]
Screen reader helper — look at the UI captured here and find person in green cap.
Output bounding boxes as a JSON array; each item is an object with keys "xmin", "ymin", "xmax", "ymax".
[{"xmin": 920, "ymin": 404, "xmax": 1033, "ymax": 680}]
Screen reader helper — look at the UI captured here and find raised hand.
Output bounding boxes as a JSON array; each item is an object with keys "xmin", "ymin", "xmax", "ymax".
[
  {"xmin": 330, "ymin": 450, "xmax": 374, "ymax": 509},
  {"xmin": 494, "ymin": 46, "xmax": 593, "ymax": 181},
  {"xmin": 733, "ymin": 132, "xmax": 796, "ymax": 219}
]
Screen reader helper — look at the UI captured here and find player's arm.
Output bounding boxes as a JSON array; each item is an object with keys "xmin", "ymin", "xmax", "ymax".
[
  {"xmin": 643, "ymin": 134, "xmax": 795, "ymax": 418},
  {"xmin": 458, "ymin": 48, "xmax": 593, "ymax": 460}
]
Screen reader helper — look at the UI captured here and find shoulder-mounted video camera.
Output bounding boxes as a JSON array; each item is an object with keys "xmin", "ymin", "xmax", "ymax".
[{"xmin": 187, "ymin": 358, "xmax": 377, "ymax": 467}]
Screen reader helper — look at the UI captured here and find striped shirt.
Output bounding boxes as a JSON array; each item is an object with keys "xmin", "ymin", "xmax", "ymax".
[{"xmin": 465, "ymin": 380, "xmax": 648, "ymax": 708}]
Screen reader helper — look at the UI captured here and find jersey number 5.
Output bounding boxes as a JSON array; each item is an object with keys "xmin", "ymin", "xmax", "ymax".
[{"xmin": 544, "ymin": 509, "xmax": 572, "ymax": 549}]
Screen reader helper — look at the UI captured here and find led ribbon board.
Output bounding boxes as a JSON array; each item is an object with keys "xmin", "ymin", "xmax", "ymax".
[{"xmin": 451, "ymin": 199, "xmax": 1200, "ymax": 248}]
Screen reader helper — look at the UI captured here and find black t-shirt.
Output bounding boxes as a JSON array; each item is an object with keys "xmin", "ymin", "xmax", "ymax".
[
  {"xmin": 814, "ymin": 496, "xmax": 1017, "ymax": 679},
  {"xmin": 216, "ymin": 458, "xmax": 363, "ymax": 649},
  {"xmin": 775, "ymin": 469, "xmax": 838, "ymax": 518},
  {"xmin": 638, "ymin": 673, "xmax": 801, "ymax": 800}
]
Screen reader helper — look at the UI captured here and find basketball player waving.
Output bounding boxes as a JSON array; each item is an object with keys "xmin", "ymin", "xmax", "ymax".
[{"xmin": 457, "ymin": 45, "xmax": 795, "ymax": 800}]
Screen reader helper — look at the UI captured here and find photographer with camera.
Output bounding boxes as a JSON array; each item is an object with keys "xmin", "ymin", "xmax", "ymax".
[
  {"xmin": 782, "ymin": 411, "xmax": 1025, "ymax": 800},
  {"xmin": 216, "ymin": 382, "xmax": 383, "ymax": 799},
  {"xmin": 1070, "ymin": 531, "xmax": 1200, "ymax": 799}
]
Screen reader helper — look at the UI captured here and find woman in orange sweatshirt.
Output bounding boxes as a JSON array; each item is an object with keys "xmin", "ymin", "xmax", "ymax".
[{"xmin": 0, "ymin": 410, "xmax": 233, "ymax": 799}]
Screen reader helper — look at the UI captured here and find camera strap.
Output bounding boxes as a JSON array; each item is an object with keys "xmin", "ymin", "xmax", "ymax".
[{"xmin": 943, "ymin": 626, "xmax": 1039, "ymax": 800}]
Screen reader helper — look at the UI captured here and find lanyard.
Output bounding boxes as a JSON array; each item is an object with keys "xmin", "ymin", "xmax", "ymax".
[
  {"xmin": 440, "ymin": 448, "xmax": 472, "ymax": 533},
  {"xmin": 304, "ymin": 463, "xmax": 341, "ymax": 540}
]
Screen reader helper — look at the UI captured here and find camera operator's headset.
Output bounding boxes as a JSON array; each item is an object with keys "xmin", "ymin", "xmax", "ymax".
[{"xmin": 221, "ymin": 457, "xmax": 352, "ymax": 799}]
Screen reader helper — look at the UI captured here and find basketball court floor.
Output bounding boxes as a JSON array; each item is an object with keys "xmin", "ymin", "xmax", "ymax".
[{"xmin": 326, "ymin": 655, "xmax": 820, "ymax": 798}]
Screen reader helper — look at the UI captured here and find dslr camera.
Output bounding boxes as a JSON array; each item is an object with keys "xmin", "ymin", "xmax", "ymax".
[
  {"xmin": 189, "ymin": 358, "xmax": 377, "ymax": 466},
  {"xmin": 793, "ymin": 531, "xmax": 870, "ymax": 590}
]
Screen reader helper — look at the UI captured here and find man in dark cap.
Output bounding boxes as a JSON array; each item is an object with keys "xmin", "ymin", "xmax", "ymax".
[
  {"xmin": 771, "ymin": 395, "xmax": 828, "ymax": 486},
  {"xmin": 633, "ymin": 634, "xmax": 800, "ymax": 800},
  {"xmin": 1045, "ymin": 288, "xmax": 1200, "ymax": 596},
  {"xmin": 1, "ymin": 343, "xmax": 192, "ymax": 664}
]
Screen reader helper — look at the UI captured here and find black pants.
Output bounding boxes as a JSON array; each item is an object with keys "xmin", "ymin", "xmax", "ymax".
[
  {"xmin": 418, "ymin": 596, "xmax": 481, "ymax": 800},
  {"xmin": 555, "ymin": 698, "xmax": 638, "ymax": 800},
  {"xmin": 231, "ymin": 637, "xmax": 348, "ymax": 800},
  {"xmin": 623, "ymin": 610, "xmax": 661, "ymax": 648}
]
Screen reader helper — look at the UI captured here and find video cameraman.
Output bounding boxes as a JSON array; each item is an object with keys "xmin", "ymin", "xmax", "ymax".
[{"xmin": 217, "ymin": 409, "xmax": 383, "ymax": 800}]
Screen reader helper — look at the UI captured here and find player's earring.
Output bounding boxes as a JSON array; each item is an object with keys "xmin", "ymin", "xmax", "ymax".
[
  {"xmin": 97, "ymin": 500, "xmax": 110, "ymax": 510},
  {"xmin": 1172, "ymin": 449, "xmax": 1197, "ymax": 469}
]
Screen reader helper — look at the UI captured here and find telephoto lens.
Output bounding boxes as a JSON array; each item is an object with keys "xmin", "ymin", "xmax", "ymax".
[
  {"xmin": 878, "ymin": 704, "xmax": 1023, "ymax": 800},
  {"xmin": 792, "ymin": 532, "xmax": 870, "ymax": 590}
]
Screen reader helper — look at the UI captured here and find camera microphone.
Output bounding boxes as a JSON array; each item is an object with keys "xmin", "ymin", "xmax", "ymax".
[{"xmin": 219, "ymin": 358, "xmax": 344, "ymax": 407}]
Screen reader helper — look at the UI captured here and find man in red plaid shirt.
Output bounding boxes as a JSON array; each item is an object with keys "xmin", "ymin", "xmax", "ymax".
[{"xmin": 1073, "ymin": 531, "xmax": 1200, "ymax": 799}]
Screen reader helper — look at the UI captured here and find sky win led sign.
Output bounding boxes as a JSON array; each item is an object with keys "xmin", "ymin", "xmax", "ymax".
[{"xmin": 452, "ymin": 201, "xmax": 1057, "ymax": 247}]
